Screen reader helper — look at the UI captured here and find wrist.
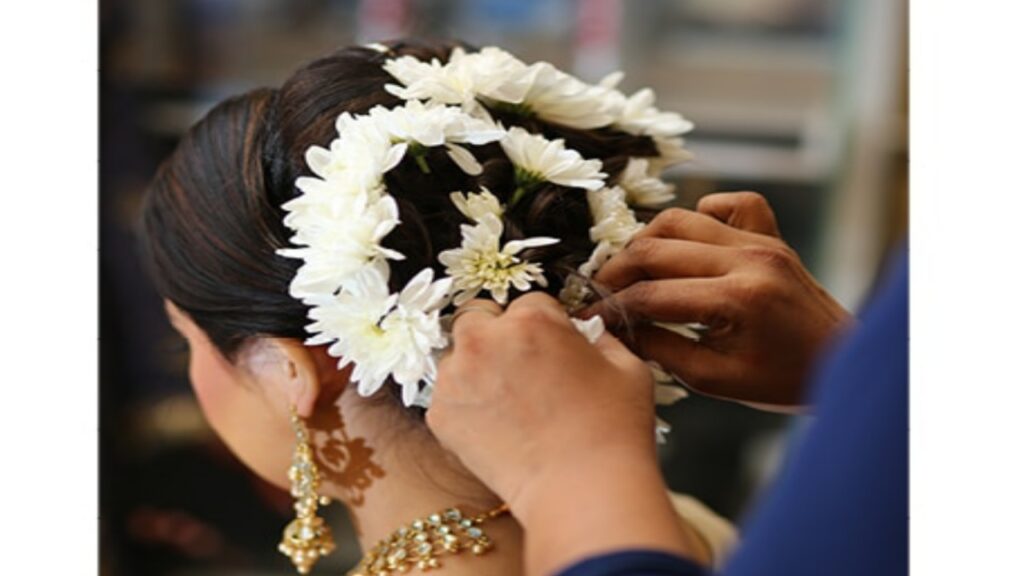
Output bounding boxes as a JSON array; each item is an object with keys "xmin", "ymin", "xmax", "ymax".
[
  {"xmin": 508, "ymin": 443, "xmax": 699, "ymax": 576},
  {"xmin": 510, "ymin": 443, "xmax": 659, "ymax": 523}
]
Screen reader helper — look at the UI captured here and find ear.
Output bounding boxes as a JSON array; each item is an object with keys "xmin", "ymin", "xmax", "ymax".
[{"xmin": 238, "ymin": 338, "xmax": 322, "ymax": 419}]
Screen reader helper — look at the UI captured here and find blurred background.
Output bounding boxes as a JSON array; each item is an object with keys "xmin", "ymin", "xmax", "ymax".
[{"xmin": 100, "ymin": 0, "xmax": 907, "ymax": 574}]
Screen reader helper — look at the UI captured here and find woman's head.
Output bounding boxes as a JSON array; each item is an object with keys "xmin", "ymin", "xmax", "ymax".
[{"xmin": 143, "ymin": 39, "xmax": 672, "ymax": 492}]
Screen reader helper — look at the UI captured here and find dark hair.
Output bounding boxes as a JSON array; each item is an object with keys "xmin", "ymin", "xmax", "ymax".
[{"xmin": 142, "ymin": 39, "xmax": 657, "ymax": 361}]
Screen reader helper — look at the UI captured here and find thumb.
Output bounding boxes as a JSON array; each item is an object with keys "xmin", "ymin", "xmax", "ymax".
[{"xmin": 697, "ymin": 191, "xmax": 781, "ymax": 238}]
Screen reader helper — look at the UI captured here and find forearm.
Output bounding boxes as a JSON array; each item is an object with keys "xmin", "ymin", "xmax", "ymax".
[{"xmin": 512, "ymin": 445, "xmax": 706, "ymax": 576}]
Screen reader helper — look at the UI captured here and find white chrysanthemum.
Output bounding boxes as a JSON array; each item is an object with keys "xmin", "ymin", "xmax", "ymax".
[
  {"xmin": 579, "ymin": 241, "xmax": 616, "ymax": 279},
  {"xmin": 367, "ymin": 100, "xmax": 504, "ymax": 148},
  {"xmin": 387, "ymin": 46, "xmax": 622, "ymax": 130},
  {"xmin": 450, "ymin": 188, "xmax": 503, "ymax": 222},
  {"xmin": 618, "ymin": 158, "xmax": 676, "ymax": 207},
  {"xmin": 304, "ymin": 117, "xmax": 401, "ymax": 190},
  {"xmin": 384, "ymin": 46, "xmax": 534, "ymax": 110},
  {"xmin": 587, "ymin": 186, "xmax": 645, "ymax": 248},
  {"xmin": 305, "ymin": 264, "xmax": 453, "ymax": 406},
  {"xmin": 309, "ymin": 102, "xmax": 504, "ymax": 182},
  {"xmin": 648, "ymin": 136, "xmax": 695, "ymax": 174},
  {"xmin": 501, "ymin": 126, "xmax": 607, "ymax": 191},
  {"xmin": 577, "ymin": 186, "xmax": 645, "ymax": 279},
  {"xmin": 612, "ymin": 88, "xmax": 695, "ymax": 139},
  {"xmin": 438, "ymin": 213, "xmax": 558, "ymax": 305},
  {"xmin": 369, "ymin": 101, "xmax": 504, "ymax": 175},
  {"xmin": 384, "ymin": 47, "xmax": 695, "ymax": 173},
  {"xmin": 497, "ymin": 62, "xmax": 621, "ymax": 129},
  {"xmin": 281, "ymin": 175, "xmax": 388, "ymax": 238},
  {"xmin": 279, "ymin": 192, "xmax": 405, "ymax": 302}
]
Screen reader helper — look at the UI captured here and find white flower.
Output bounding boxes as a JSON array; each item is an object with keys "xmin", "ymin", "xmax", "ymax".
[
  {"xmin": 281, "ymin": 176, "xmax": 386, "ymax": 236},
  {"xmin": 386, "ymin": 47, "xmax": 622, "ymax": 130},
  {"xmin": 648, "ymin": 136, "xmax": 695, "ymax": 174},
  {"xmin": 613, "ymin": 88, "xmax": 695, "ymax": 138},
  {"xmin": 304, "ymin": 117, "xmax": 401, "ymax": 190},
  {"xmin": 308, "ymin": 102, "xmax": 504, "ymax": 184},
  {"xmin": 367, "ymin": 101, "xmax": 504, "ymax": 176},
  {"xmin": 279, "ymin": 191, "xmax": 405, "ymax": 302},
  {"xmin": 501, "ymin": 126, "xmax": 607, "ymax": 191},
  {"xmin": 367, "ymin": 100, "xmax": 505, "ymax": 148},
  {"xmin": 499, "ymin": 62, "xmax": 621, "ymax": 129},
  {"xmin": 450, "ymin": 188, "xmax": 503, "ymax": 222},
  {"xmin": 384, "ymin": 46, "xmax": 534, "ymax": 110},
  {"xmin": 587, "ymin": 186, "xmax": 645, "ymax": 248},
  {"xmin": 618, "ymin": 158, "xmax": 676, "ymax": 207},
  {"xmin": 578, "ymin": 240, "xmax": 617, "ymax": 279},
  {"xmin": 438, "ymin": 213, "xmax": 558, "ymax": 305},
  {"xmin": 384, "ymin": 46, "xmax": 696, "ymax": 175},
  {"xmin": 578, "ymin": 186, "xmax": 645, "ymax": 279},
  {"xmin": 305, "ymin": 264, "xmax": 452, "ymax": 406}
]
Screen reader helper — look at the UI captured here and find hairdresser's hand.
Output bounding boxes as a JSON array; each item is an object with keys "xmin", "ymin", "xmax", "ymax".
[
  {"xmin": 585, "ymin": 192, "xmax": 852, "ymax": 407},
  {"xmin": 429, "ymin": 292, "xmax": 655, "ymax": 510},
  {"xmin": 428, "ymin": 293, "xmax": 702, "ymax": 574}
]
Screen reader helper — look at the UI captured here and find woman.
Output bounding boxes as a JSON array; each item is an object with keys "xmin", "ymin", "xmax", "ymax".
[{"xmin": 142, "ymin": 39, "xmax": 734, "ymax": 575}]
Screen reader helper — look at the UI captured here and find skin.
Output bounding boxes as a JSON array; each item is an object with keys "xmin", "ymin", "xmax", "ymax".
[
  {"xmin": 166, "ymin": 299, "xmax": 715, "ymax": 575},
  {"xmin": 585, "ymin": 191, "xmax": 853, "ymax": 406},
  {"xmin": 164, "ymin": 302, "xmax": 525, "ymax": 575},
  {"xmin": 429, "ymin": 294, "xmax": 709, "ymax": 576},
  {"xmin": 428, "ymin": 192, "xmax": 852, "ymax": 573}
]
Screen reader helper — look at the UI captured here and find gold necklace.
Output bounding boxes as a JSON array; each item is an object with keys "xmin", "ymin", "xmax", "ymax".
[{"xmin": 350, "ymin": 504, "xmax": 510, "ymax": 575}]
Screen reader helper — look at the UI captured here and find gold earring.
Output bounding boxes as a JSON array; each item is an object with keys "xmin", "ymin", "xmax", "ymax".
[{"xmin": 279, "ymin": 407, "xmax": 336, "ymax": 574}]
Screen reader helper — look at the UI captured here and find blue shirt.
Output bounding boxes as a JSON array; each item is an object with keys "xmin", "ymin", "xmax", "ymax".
[{"xmin": 559, "ymin": 250, "xmax": 909, "ymax": 576}]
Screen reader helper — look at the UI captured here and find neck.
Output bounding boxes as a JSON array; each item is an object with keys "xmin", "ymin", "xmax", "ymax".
[{"xmin": 313, "ymin": 389, "xmax": 523, "ymax": 575}]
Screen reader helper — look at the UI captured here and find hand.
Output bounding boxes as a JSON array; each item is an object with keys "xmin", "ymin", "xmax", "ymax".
[
  {"xmin": 585, "ymin": 192, "xmax": 852, "ymax": 406},
  {"xmin": 428, "ymin": 292, "xmax": 656, "ymax": 511},
  {"xmin": 427, "ymin": 293, "xmax": 704, "ymax": 574}
]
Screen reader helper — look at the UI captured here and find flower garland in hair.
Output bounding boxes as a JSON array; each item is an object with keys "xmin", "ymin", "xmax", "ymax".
[
  {"xmin": 280, "ymin": 44, "xmax": 694, "ymax": 437},
  {"xmin": 382, "ymin": 46, "xmax": 694, "ymax": 307},
  {"xmin": 279, "ymin": 101, "xmax": 505, "ymax": 406}
]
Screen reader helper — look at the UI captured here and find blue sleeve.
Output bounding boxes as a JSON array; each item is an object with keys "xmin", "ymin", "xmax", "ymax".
[
  {"xmin": 723, "ymin": 249, "xmax": 908, "ymax": 576},
  {"xmin": 555, "ymin": 248, "xmax": 908, "ymax": 576},
  {"xmin": 556, "ymin": 550, "xmax": 708, "ymax": 576}
]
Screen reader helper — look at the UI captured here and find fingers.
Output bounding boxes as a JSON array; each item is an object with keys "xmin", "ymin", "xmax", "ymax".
[
  {"xmin": 584, "ymin": 278, "xmax": 727, "ymax": 328},
  {"xmin": 451, "ymin": 299, "xmax": 503, "ymax": 340},
  {"xmin": 631, "ymin": 325, "xmax": 726, "ymax": 389},
  {"xmin": 634, "ymin": 207, "xmax": 751, "ymax": 246},
  {"xmin": 594, "ymin": 237, "xmax": 731, "ymax": 292},
  {"xmin": 505, "ymin": 291, "xmax": 575, "ymax": 327},
  {"xmin": 697, "ymin": 191, "xmax": 781, "ymax": 238}
]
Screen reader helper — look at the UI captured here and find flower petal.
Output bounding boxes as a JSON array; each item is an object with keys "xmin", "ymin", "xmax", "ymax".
[{"xmin": 445, "ymin": 143, "xmax": 482, "ymax": 175}]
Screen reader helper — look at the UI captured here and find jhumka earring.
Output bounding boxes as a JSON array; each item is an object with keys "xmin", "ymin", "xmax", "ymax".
[{"xmin": 279, "ymin": 406, "xmax": 336, "ymax": 574}]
